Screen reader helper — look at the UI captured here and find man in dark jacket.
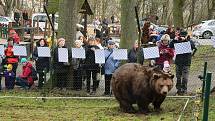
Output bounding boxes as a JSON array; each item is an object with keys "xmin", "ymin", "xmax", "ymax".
[
  {"xmin": 84, "ymin": 37, "xmax": 100, "ymax": 94},
  {"xmin": 169, "ymin": 32, "xmax": 197, "ymax": 95}
]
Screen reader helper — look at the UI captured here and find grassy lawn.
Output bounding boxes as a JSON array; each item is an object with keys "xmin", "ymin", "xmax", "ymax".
[
  {"xmin": 0, "ymin": 91, "xmax": 215, "ymax": 121},
  {"xmin": 0, "ymin": 92, "xmax": 194, "ymax": 121}
]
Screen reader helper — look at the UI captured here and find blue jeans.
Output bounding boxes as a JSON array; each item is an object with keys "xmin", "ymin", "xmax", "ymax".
[{"xmin": 15, "ymin": 77, "xmax": 30, "ymax": 89}]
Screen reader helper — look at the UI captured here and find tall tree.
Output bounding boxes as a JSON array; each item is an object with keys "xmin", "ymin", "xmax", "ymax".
[
  {"xmin": 120, "ymin": 0, "xmax": 138, "ymax": 49},
  {"xmin": 173, "ymin": 0, "xmax": 184, "ymax": 28},
  {"xmin": 208, "ymin": 0, "xmax": 215, "ymax": 19},
  {"xmin": 0, "ymin": 0, "xmax": 16, "ymax": 16},
  {"xmin": 190, "ymin": 0, "xmax": 195, "ymax": 25},
  {"xmin": 58, "ymin": 0, "xmax": 79, "ymax": 89}
]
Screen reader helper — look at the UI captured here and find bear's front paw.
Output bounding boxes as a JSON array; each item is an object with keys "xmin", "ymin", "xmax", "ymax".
[
  {"xmin": 154, "ymin": 107, "xmax": 162, "ymax": 112},
  {"xmin": 138, "ymin": 109, "xmax": 150, "ymax": 115},
  {"xmin": 121, "ymin": 107, "xmax": 136, "ymax": 113}
]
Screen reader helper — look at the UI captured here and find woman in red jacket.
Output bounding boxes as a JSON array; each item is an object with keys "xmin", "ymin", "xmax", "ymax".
[
  {"xmin": 15, "ymin": 58, "xmax": 34, "ymax": 89},
  {"xmin": 156, "ymin": 34, "xmax": 174, "ymax": 70},
  {"xmin": 4, "ymin": 38, "xmax": 19, "ymax": 75}
]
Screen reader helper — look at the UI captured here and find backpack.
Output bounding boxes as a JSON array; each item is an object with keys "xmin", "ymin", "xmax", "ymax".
[{"xmin": 30, "ymin": 66, "xmax": 38, "ymax": 81}]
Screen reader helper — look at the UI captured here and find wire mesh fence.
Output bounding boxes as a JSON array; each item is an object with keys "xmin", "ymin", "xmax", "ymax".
[{"xmin": 0, "ymin": 37, "xmax": 215, "ymax": 97}]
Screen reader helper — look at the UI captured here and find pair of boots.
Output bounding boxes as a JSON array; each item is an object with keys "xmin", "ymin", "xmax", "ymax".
[{"xmin": 176, "ymin": 81, "xmax": 187, "ymax": 95}]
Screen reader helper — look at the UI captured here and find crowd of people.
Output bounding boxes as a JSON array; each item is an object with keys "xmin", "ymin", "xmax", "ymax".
[{"xmin": 0, "ymin": 18, "xmax": 197, "ymax": 96}]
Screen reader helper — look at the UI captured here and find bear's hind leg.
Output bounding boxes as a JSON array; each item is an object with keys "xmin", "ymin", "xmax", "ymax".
[{"xmin": 119, "ymin": 100, "xmax": 136, "ymax": 113}]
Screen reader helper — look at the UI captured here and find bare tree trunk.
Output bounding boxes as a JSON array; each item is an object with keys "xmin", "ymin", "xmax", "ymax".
[
  {"xmin": 141, "ymin": 0, "xmax": 145, "ymax": 18},
  {"xmin": 208, "ymin": 0, "xmax": 215, "ymax": 19},
  {"xmin": 161, "ymin": 0, "xmax": 168, "ymax": 25},
  {"xmin": 189, "ymin": 0, "xmax": 196, "ymax": 29},
  {"xmin": 102, "ymin": 0, "xmax": 108, "ymax": 18},
  {"xmin": 120, "ymin": 0, "xmax": 138, "ymax": 49},
  {"xmin": 1, "ymin": 0, "xmax": 15, "ymax": 16},
  {"xmin": 173, "ymin": 0, "xmax": 184, "ymax": 28},
  {"xmin": 58, "ymin": 0, "xmax": 79, "ymax": 89}
]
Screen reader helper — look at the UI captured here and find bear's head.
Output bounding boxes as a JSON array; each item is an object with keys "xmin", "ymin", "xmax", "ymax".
[
  {"xmin": 152, "ymin": 73, "xmax": 174, "ymax": 95},
  {"xmin": 147, "ymin": 67, "xmax": 174, "ymax": 95}
]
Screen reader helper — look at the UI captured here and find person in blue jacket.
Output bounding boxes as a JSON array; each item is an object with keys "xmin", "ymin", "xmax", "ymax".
[{"xmin": 103, "ymin": 40, "xmax": 120, "ymax": 95}]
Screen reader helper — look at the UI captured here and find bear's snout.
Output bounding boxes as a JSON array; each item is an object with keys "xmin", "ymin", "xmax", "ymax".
[
  {"xmin": 161, "ymin": 86, "xmax": 169, "ymax": 95},
  {"xmin": 162, "ymin": 91, "xmax": 167, "ymax": 95}
]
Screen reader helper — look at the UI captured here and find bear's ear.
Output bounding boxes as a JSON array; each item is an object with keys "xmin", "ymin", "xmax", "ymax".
[
  {"xmin": 168, "ymin": 74, "xmax": 175, "ymax": 79},
  {"xmin": 170, "ymin": 74, "xmax": 174, "ymax": 79},
  {"xmin": 146, "ymin": 66, "xmax": 159, "ymax": 74},
  {"xmin": 153, "ymin": 73, "xmax": 160, "ymax": 80},
  {"xmin": 152, "ymin": 66, "xmax": 160, "ymax": 71}
]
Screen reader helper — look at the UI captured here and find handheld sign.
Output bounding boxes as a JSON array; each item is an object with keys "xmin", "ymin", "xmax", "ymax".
[
  {"xmin": 0, "ymin": 45, "xmax": 4, "ymax": 56},
  {"xmin": 113, "ymin": 49, "xmax": 127, "ymax": 60},
  {"xmin": 37, "ymin": 47, "xmax": 51, "ymax": 57},
  {"xmin": 95, "ymin": 49, "xmax": 105, "ymax": 64},
  {"xmin": 143, "ymin": 46, "xmax": 160, "ymax": 59},
  {"xmin": 174, "ymin": 42, "xmax": 192, "ymax": 55},
  {"xmin": 58, "ymin": 48, "xmax": 68, "ymax": 62},
  {"xmin": 72, "ymin": 48, "xmax": 86, "ymax": 59},
  {"xmin": 14, "ymin": 46, "xmax": 27, "ymax": 56}
]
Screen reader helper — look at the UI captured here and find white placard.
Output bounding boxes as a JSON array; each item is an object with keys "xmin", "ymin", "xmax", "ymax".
[
  {"xmin": 0, "ymin": 45, "xmax": 4, "ymax": 56},
  {"xmin": 143, "ymin": 46, "xmax": 160, "ymax": 59},
  {"xmin": 174, "ymin": 42, "xmax": 192, "ymax": 55},
  {"xmin": 211, "ymin": 36, "xmax": 215, "ymax": 48},
  {"xmin": 13, "ymin": 46, "xmax": 27, "ymax": 56},
  {"xmin": 72, "ymin": 48, "xmax": 86, "ymax": 59},
  {"xmin": 58, "ymin": 48, "xmax": 68, "ymax": 62},
  {"xmin": 37, "ymin": 47, "xmax": 51, "ymax": 57},
  {"xmin": 113, "ymin": 49, "xmax": 127, "ymax": 60},
  {"xmin": 95, "ymin": 49, "xmax": 105, "ymax": 63}
]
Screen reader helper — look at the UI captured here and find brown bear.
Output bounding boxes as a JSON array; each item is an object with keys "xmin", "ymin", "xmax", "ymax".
[{"xmin": 111, "ymin": 63, "xmax": 174, "ymax": 114}]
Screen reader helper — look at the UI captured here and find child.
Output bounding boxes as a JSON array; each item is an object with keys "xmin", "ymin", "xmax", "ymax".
[
  {"xmin": 0, "ymin": 56, "xmax": 3, "ymax": 90},
  {"xmin": 4, "ymin": 64, "xmax": 15, "ymax": 89}
]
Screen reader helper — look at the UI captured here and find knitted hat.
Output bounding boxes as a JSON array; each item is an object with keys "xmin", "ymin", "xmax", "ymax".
[
  {"xmin": 108, "ymin": 40, "xmax": 115, "ymax": 45},
  {"xmin": 161, "ymin": 34, "xmax": 170, "ymax": 42},
  {"xmin": 21, "ymin": 58, "xmax": 27, "ymax": 63},
  {"xmin": 74, "ymin": 40, "xmax": 83, "ymax": 45},
  {"xmin": 57, "ymin": 38, "xmax": 65, "ymax": 45},
  {"xmin": 7, "ymin": 64, "xmax": 13, "ymax": 71}
]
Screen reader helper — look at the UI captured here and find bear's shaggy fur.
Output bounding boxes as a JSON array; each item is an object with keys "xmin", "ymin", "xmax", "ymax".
[{"xmin": 111, "ymin": 63, "xmax": 174, "ymax": 114}]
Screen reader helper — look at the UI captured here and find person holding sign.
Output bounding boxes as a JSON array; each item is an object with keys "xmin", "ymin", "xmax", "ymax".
[
  {"xmin": 72, "ymin": 40, "xmax": 84, "ymax": 90},
  {"xmin": 169, "ymin": 31, "xmax": 196, "ymax": 95},
  {"xmin": 83, "ymin": 37, "xmax": 100, "ymax": 95},
  {"xmin": 53, "ymin": 38, "xmax": 71, "ymax": 89},
  {"xmin": 4, "ymin": 38, "xmax": 19, "ymax": 76},
  {"xmin": 33, "ymin": 38, "xmax": 50, "ymax": 89},
  {"xmin": 155, "ymin": 34, "xmax": 174, "ymax": 70},
  {"xmin": 103, "ymin": 40, "xmax": 120, "ymax": 96},
  {"xmin": 127, "ymin": 40, "xmax": 143, "ymax": 64}
]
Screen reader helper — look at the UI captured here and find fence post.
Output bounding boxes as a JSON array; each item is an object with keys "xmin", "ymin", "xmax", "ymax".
[
  {"xmin": 202, "ymin": 72, "xmax": 212, "ymax": 121},
  {"xmin": 201, "ymin": 62, "xmax": 208, "ymax": 101}
]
